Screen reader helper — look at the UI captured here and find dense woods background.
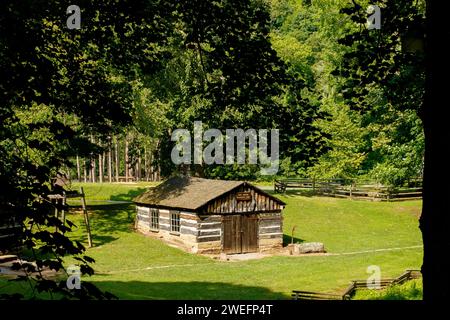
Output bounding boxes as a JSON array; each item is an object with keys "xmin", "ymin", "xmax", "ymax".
[{"xmin": 49, "ymin": 0, "xmax": 425, "ymax": 185}]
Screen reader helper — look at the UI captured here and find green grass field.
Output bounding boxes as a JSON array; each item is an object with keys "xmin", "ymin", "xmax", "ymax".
[{"xmin": 0, "ymin": 183, "xmax": 423, "ymax": 299}]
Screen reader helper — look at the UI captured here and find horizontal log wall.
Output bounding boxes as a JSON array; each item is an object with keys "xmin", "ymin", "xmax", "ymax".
[
  {"xmin": 136, "ymin": 206, "xmax": 198, "ymax": 252},
  {"xmin": 196, "ymin": 215, "xmax": 222, "ymax": 253},
  {"xmin": 258, "ymin": 213, "xmax": 283, "ymax": 252},
  {"xmin": 136, "ymin": 207, "xmax": 284, "ymax": 254}
]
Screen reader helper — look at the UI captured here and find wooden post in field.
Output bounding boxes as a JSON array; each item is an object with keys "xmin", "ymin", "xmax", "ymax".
[
  {"xmin": 291, "ymin": 225, "xmax": 297, "ymax": 245},
  {"xmin": 61, "ymin": 191, "xmax": 66, "ymax": 228},
  {"xmin": 312, "ymin": 176, "xmax": 316, "ymax": 194},
  {"xmin": 80, "ymin": 187, "xmax": 93, "ymax": 248}
]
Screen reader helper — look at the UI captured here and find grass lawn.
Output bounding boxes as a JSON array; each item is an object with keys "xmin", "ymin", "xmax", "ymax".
[
  {"xmin": 70, "ymin": 182, "xmax": 160, "ymax": 201},
  {"xmin": 0, "ymin": 183, "xmax": 423, "ymax": 300}
]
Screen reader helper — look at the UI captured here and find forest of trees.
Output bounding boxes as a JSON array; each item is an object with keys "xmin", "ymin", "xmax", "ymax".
[{"xmin": 64, "ymin": 0, "xmax": 425, "ymax": 186}]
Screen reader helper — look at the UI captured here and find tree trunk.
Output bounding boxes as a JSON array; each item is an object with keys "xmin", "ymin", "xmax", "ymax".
[
  {"xmin": 83, "ymin": 159, "xmax": 87, "ymax": 183},
  {"xmin": 91, "ymin": 156, "xmax": 96, "ymax": 183},
  {"xmin": 420, "ymin": 0, "xmax": 450, "ymax": 300},
  {"xmin": 102, "ymin": 151, "xmax": 106, "ymax": 181},
  {"xmin": 90, "ymin": 135, "xmax": 96, "ymax": 183},
  {"xmin": 150, "ymin": 151, "xmax": 155, "ymax": 181},
  {"xmin": 108, "ymin": 143, "xmax": 112, "ymax": 183},
  {"xmin": 144, "ymin": 147, "xmax": 149, "ymax": 182},
  {"xmin": 115, "ymin": 136, "xmax": 119, "ymax": 182},
  {"xmin": 137, "ymin": 150, "xmax": 141, "ymax": 182},
  {"xmin": 76, "ymin": 155, "xmax": 81, "ymax": 182},
  {"xmin": 125, "ymin": 137, "xmax": 129, "ymax": 182},
  {"xmin": 98, "ymin": 153, "xmax": 103, "ymax": 183},
  {"xmin": 155, "ymin": 140, "xmax": 161, "ymax": 181}
]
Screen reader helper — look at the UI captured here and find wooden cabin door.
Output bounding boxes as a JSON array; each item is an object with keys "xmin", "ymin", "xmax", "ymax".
[
  {"xmin": 240, "ymin": 215, "xmax": 258, "ymax": 253},
  {"xmin": 223, "ymin": 215, "xmax": 258, "ymax": 254}
]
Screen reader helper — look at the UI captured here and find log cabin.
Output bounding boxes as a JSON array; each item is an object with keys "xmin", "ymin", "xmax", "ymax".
[{"xmin": 133, "ymin": 176, "xmax": 286, "ymax": 255}]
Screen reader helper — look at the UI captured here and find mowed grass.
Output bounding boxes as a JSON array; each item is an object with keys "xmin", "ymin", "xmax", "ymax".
[
  {"xmin": 0, "ymin": 184, "xmax": 423, "ymax": 299},
  {"xmin": 279, "ymin": 191, "xmax": 422, "ymax": 253},
  {"xmin": 70, "ymin": 182, "xmax": 159, "ymax": 201}
]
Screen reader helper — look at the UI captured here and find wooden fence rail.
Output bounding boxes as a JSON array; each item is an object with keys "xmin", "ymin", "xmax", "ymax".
[
  {"xmin": 292, "ymin": 269, "xmax": 422, "ymax": 300},
  {"xmin": 275, "ymin": 178, "xmax": 422, "ymax": 201},
  {"xmin": 291, "ymin": 291, "xmax": 343, "ymax": 300}
]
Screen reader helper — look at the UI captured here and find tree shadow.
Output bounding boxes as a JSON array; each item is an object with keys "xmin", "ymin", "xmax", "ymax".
[
  {"xmin": 91, "ymin": 280, "xmax": 288, "ymax": 300},
  {"xmin": 68, "ymin": 204, "xmax": 135, "ymax": 246},
  {"xmin": 110, "ymin": 188, "xmax": 148, "ymax": 201},
  {"xmin": 73, "ymin": 234, "xmax": 119, "ymax": 247},
  {"xmin": 283, "ymin": 234, "xmax": 305, "ymax": 245}
]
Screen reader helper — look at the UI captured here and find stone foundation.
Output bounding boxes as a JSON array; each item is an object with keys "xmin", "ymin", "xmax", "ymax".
[
  {"xmin": 196, "ymin": 240, "xmax": 222, "ymax": 254},
  {"xmin": 258, "ymin": 237, "xmax": 283, "ymax": 253}
]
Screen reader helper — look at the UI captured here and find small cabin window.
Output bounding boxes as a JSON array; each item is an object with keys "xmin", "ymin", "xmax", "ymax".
[
  {"xmin": 150, "ymin": 209, "xmax": 159, "ymax": 231},
  {"xmin": 170, "ymin": 211, "xmax": 180, "ymax": 234}
]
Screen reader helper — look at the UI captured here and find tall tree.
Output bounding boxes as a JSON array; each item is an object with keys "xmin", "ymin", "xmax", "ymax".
[
  {"xmin": 0, "ymin": 0, "xmax": 176, "ymax": 298},
  {"xmin": 336, "ymin": 0, "xmax": 425, "ymax": 185},
  {"xmin": 154, "ymin": 0, "xmax": 325, "ymax": 179},
  {"xmin": 336, "ymin": 0, "xmax": 450, "ymax": 300},
  {"xmin": 421, "ymin": 0, "xmax": 450, "ymax": 301}
]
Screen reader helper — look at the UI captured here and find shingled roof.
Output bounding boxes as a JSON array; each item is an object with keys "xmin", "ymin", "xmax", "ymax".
[{"xmin": 133, "ymin": 176, "xmax": 284, "ymax": 211}]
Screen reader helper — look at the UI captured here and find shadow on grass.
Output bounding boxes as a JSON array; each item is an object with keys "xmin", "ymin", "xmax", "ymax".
[
  {"xmin": 283, "ymin": 234, "xmax": 305, "ymax": 245},
  {"xmin": 110, "ymin": 188, "xmax": 148, "ymax": 201},
  {"xmin": 93, "ymin": 280, "xmax": 287, "ymax": 300},
  {"xmin": 68, "ymin": 204, "xmax": 135, "ymax": 246}
]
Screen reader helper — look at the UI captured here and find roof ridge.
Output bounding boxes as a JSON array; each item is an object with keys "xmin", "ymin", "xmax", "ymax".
[{"xmin": 133, "ymin": 177, "xmax": 285, "ymax": 211}]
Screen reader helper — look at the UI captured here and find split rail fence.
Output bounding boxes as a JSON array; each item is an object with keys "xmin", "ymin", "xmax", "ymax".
[
  {"xmin": 274, "ymin": 178, "xmax": 422, "ymax": 201},
  {"xmin": 292, "ymin": 269, "xmax": 422, "ymax": 300}
]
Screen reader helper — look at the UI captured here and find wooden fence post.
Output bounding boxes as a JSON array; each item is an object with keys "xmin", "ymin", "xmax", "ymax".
[
  {"xmin": 312, "ymin": 177, "xmax": 316, "ymax": 194},
  {"xmin": 61, "ymin": 192, "xmax": 66, "ymax": 229}
]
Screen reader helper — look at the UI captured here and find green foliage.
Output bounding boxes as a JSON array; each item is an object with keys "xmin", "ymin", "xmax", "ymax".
[
  {"xmin": 309, "ymin": 102, "xmax": 367, "ymax": 179},
  {"xmin": 0, "ymin": 0, "xmax": 176, "ymax": 299},
  {"xmin": 153, "ymin": 0, "xmax": 326, "ymax": 179},
  {"xmin": 354, "ymin": 279, "xmax": 423, "ymax": 300},
  {"xmin": 269, "ymin": 0, "xmax": 358, "ymax": 180},
  {"xmin": 333, "ymin": 0, "xmax": 425, "ymax": 185},
  {"xmin": 270, "ymin": 0, "xmax": 425, "ymax": 185}
]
